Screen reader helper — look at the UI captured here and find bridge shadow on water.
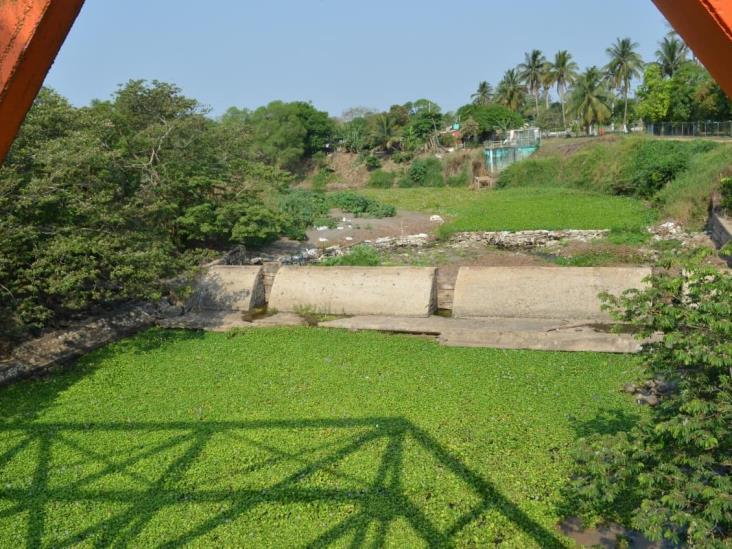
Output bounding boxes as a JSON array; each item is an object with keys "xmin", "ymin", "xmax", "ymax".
[{"xmin": 0, "ymin": 415, "xmax": 567, "ymax": 547}]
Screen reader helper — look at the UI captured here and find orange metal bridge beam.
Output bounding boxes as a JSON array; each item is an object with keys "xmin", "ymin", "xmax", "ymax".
[
  {"xmin": 653, "ymin": 0, "xmax": 732, "ymax": 97},
  {"xmin": 0, "ymin": 0, "xmax": 85, "ymax": 162}
]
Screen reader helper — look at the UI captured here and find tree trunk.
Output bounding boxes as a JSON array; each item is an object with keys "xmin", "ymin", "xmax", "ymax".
[
  {"xmin": 559, "ymin": 84, "xmax": 567, "ymax": 129},
  {"xmin": 534, "ymin": 91, "xmax": 539, "ymax": 120},
  {"xmin": 623, "ymin": 79, "xmax": 629, "ymax": 133}
]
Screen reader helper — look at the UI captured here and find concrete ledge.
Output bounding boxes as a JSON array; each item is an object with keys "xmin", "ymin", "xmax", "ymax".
[
  {"xmin": 269, "ymin": 266, "xmax": 437, "ymax": 317},
  {"xmin": 191, "ymin": 265, "xmax": 265, "ymax": 312},
  {"xmin": 319, "ymin": 315, "xmax": 642, "ymax": 353},
  {"xmin": 0, "ymin": 306, "xmax": 154, "ymax": 385},
  {"xmin": 453, "ymin": 266, "xmax": 651, "ymax": 321},
  {"xmin": 709, "ymin": 210, "xmax": 732, "ymax": 248},
  {"xmin": 438, "ymin": 328, "xmax": 641, "ymax": 353}
]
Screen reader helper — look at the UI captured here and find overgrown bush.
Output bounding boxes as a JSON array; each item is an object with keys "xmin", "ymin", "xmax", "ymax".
[
  {"xmin": 614, "ymin": 140, "xmax": 717, "ymax": 197},
  {"xmin": 497, "ymin": 157, "xmax": 562, "ymax": 188},
  {"xmin": 278, "ymin": 189, "xmax": 329, "ymax": 238},
  {"xmin": 721, "ymin": 176, "xmax": 732, "ymax": 215},
  {"xmin": 568, "ymin": 259, "xmax": 732, "ymax": 547},
  {"xmin": 367, "ymin": 169, "xmax": 396, "ymax": 189},
  {"xmin": 398, "ymin": 157, "xmax": 444, "ymax": 187},
  {"xmin": 326, "ymin": 191, "xmax": 396, "ymax": 218},
  {"xmin": 391, "ymin": 151, "xmax": 414, "ymax": 164},
  {"xmin": 446, "ymin": 169, "xmax": 470, "ymax": 187},
  {"xmin": 364, "ymin": 155, "xmax": 381, "ymax": 170},
  {"xmin": 320, "ymin": 244, "xmax": 381, "ymax": 266},
  {"xmin": 310, "ymin": 168, "xmax": 335, "ymax": 191}
]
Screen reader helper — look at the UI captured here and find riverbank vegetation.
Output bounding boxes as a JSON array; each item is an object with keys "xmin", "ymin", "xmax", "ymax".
[{"xmin": 497, "ymin": 136, "xmax": 732, "ymax": 228}]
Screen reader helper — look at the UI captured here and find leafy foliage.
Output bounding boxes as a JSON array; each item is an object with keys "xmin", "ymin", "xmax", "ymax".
[
  {"xmin": 398, "ymin": 158, "xmax": 444, "ymax": 188},
  {"xmin": 326, "ymin": 191, "xmax": 396, "ymax": 218},
  {"xmin": 364, "ymin": 155, "xmax": 381, "ymax": 170},
  {"xmin": 614, "ymin": 139, "xmax": 717, "ymax": 197},
  {"xmin": 320, "ymin": 244, "xmax": 381, "ymax": 266},
  {"xmin": 570, "ymin": 262, "xmax": 732, "ymax": 547},
  {"xmin": 0, "ymin": 83, "xmax": 312, "ymax": 343},
  {"xmin": 455, "ymin": 104, "xmax": 523, "ymax": 141},
  {"xmin": 721, "ymin": 177, "xmax": 732, "ymax": 215},
  {"xmin": 367, "ymin": 169, "xmax": 396, "ymax": 189}
]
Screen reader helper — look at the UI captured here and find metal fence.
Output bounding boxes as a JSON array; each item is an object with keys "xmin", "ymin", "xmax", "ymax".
[{"xmin": 645, "ymin": 121, "xmax": 732, "ymax": 137}]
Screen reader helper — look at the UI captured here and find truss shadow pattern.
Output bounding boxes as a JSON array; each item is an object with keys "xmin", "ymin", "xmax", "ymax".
[{"xmin": 0, "ymin": 417, "xmax": 564, "ymax": 547}]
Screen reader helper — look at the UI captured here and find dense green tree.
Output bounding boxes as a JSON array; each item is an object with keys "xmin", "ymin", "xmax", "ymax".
[
  {"xmin": 568, "ymin": 66, "xmax": 612, "ymax": 134},
  {"xmin": 606, "ymin": 38, "xmax": 644, "ymax": 131},
  {"xmin": 551, "ymin": 50, "xmax": 578, "ymax": 129},
  {"xmin": 460, "ymin": 117, "xmax": 480, "ymax": 144},
  {"xmin": 456, "ymin": 103, "xmax": 524, "ymax": 141},
  {"xmin": 518, "ymin": 49, "xmax": 546, "ymax": 119},
  {"xmin": 0, "ymin": 82, "xmax": 295, "ymax": 343},
  {"xmin": 636, "ymin": 64, "xmax": 674, "ymax": 123},
  {"xmin": 246, "ymin": 101, "xmax": 334, "ymax": 170}
]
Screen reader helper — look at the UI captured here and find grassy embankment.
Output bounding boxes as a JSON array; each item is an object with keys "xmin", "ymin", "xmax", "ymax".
[
  {"xmin": 0, "ymin": 328, "xmax": 643, "ymax": 547},
  {"xmin": 363, "ymin": 136, "xmax": 731, "ymax": 237}
]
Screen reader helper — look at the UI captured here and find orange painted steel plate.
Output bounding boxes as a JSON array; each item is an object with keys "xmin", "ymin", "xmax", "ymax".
[
  {"xmin": 653, "ymin": 0, "xmax": 732, "ymax": 97},
  {"xmin": 0, "ymin": 0, "xmax": 85, "ymax": 162}
]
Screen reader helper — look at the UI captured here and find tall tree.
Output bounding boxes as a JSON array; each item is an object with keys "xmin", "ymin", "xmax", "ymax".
[
  {"xmin": 551, "ymin": 50, "xmax": 578, "ymax": 129},
  {"xmin": 655, "ymin": 36, "xmax": 688, "ymax": 78},
  {"xmin": 495, "ymin": 69, "xmax": 526, "ymax": 112},
  {"xmin": 606, "ymin": 37, "xmax": 644, "ymax": 132},
  {"xmin": 518, "ymin": 49, "xmax": 546, "ymax": 119},
  {"xmin": 540, "ymin": 62, "xmax": 555, "ymax": 109},
  {"xmin": 568, "ymin": 66, "xmax": 612, "ymax": 134},
  {"xmin": 470, "ymin": 81, "xmax": 493, "ymax": 106}
]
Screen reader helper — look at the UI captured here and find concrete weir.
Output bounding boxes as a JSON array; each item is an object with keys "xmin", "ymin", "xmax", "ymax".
[
  {"xmin": 269, "ymin": 266, "xmax": 437, "ymax": 317},
  {"xmin": 452, "ymin": 266, "xmax": 651, "ymax": 321},
  {"xmin": 191, "ymin": 265, "xmax": 265, "ymax": 312}
]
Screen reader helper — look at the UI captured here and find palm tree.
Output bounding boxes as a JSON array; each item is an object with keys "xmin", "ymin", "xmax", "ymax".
[
  {"xmin": 495, "ymin": 69, "xmax": 526, "ymax": 112},
  {"xmin": 518, "ymin": 49, "xmax": 546, "ymax": 119},
  {"xmin": 540, "ymin": 62, "xmax": 555, "ymax": 109},
  {"xmin": 568, "ymin": 66, "xmax": 612, "ymax": 135},
  {"xmin": 655, "ymin": 36, "xmax": 688, "ymax": 77},
  {"xmin": 605, "ymin": 37, "xmax": 644, "ymax": 132},
  {"xmin": 471, "ymin": 81, "xmax": 493, "ymax": 106},
  {"xmin": 551, "ymin": 50, "xmax": 578, "ymax": 129},
  {"xmin": 371, "ymin": 114, "xmax": 399, "ymax": 152}
]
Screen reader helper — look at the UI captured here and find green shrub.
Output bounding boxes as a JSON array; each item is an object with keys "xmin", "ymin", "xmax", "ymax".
[
  {"xmin": 326, "ymin": 191, "xmax": 396, "ymax": 218},
  {"xmin": 391, "ymin": 151, "xmax": 414, "ymax": 164},
  {"xmin": 312, "ymin": 216, "xmax": 338, "ymax": 229},
  {"xmin": 367, "ymin": 169, "xmax": 396, "ymax": 189},
  {"xmin": 446, "ymin": 168, "xmax": 470, "ymax": 187},
  {"xmin": 278, "ymin": 189, "xmax": 330, "ymax": 238},
  {"xmin": 320, "ymin": 244, "xmax": 381, "ymax": 266},
  {"xmin": 721, "ymin": 176, "xmax": 732, "ymax": 214},
  {"xmin": 311, "ymin": 168, "xmax": 335, "ymax": 192},
  {"xmin": 497, "ymin": 157, "xmax": 562, "ymax": 188},
  {"xmin": 569, "ymin": 263, "xmax": 732, "ymax": 547},
  {"xmin": 399, "ymin": 157, "xmax": 444, "ymax": 187},
  {"xmin": 614, "ymin": 140, "xmax": 716, "ymax": 197},
  {"xmin": 364, "ymin": 155, "xmax": 381, "ymax": 170}
]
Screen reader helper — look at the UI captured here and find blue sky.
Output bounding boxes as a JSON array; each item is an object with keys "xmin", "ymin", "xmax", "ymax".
[{"xmin": 45, "ymin": 1, "xmax": 671, "ymax": 117}]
